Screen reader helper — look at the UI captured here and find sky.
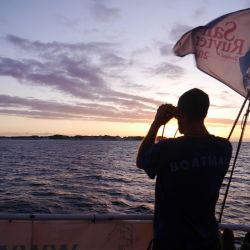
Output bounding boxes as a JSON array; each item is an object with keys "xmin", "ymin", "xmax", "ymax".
[{"xmin": 0, "ymin": 0, "xmax": 250, "ymax": 139}]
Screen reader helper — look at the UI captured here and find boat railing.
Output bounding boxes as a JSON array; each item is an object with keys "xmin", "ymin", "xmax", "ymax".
[
  {"xmin": 0, "ymin": 213, "xmax": 249, "ymax": 231},
  {"xmin": 0, "ymin": 213, "xmax": 249, "ymax": 249}
]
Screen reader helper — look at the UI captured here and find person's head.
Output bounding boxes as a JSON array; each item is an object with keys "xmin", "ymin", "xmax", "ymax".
[{"xmin": 177, "ymin": 88, "xmax": 209, "ymax": 134}]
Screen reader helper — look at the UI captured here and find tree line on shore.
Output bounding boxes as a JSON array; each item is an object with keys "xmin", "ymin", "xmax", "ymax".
[{"xmin": 0, "ymin": 134, "xmax": 144, "ymax": 141}]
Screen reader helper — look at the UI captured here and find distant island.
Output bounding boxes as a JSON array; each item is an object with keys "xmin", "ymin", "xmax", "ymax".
[{"xmin": 0, "ymin": 134, "xmax": 144, "ymax": 141}]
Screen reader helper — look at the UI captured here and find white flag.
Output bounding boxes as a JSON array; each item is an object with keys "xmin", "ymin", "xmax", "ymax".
[{"xmin": 173, "ymin": 8, "xmax": 250, "ymax": 98}]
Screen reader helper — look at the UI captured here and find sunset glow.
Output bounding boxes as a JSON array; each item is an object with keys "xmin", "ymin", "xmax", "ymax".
[{"xmin": 0, "ymin": 1, "xmax": 249, "ymax": 139}]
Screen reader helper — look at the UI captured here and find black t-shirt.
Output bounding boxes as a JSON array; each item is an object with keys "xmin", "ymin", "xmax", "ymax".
[{"xmin": 138, "ymin": 135, "xmax": 232, "ymax": 249}]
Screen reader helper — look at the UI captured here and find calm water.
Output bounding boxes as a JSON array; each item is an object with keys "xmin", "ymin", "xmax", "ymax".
[{"xmin": 0, "ymin": 139, "xmax": 249, "ymax": 225}]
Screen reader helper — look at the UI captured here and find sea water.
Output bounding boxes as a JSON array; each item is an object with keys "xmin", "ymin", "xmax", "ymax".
[{"xmin": 0, "ymin": 139, "xmax": 249, "ymax": 225}]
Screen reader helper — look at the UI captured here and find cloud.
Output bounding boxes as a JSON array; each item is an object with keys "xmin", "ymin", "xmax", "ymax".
[
  {"xmin": 0, "ymin": 95, "xmax": 155, "ymax": 123},
  {"xmin": 0, "ymin": 94, "xmax": 240, "ymax": 126},
  {"xmin": 89, "ymin": 1, "xmax": 120, "ymax": 22},
  {"xmin": 1, "ymin": 93, "xmax": 241, "ymax": 127},
  {"xmin": 121, "ymin": 81, "xmax": 146, "ymax": 89},
  {"xmin": 4, "ymin": 34, "xmax": 124, "ymax": 88},
  {"xmin": 131, "ymin": 46, "xmax": 152, "ymax": 56},
  {"xmin": 0, "ymin": 57, "xmax": 100, "ymax": 100},
  {"xmin": 193, "ymin": 7, "xmax": 206, "ymax": 18},
  {"xmin": 53, "ymin": 13, "xmax": 79, "ymax": 28},
  {"xmin": 169, "ymin": 23, "xmax": 193, "ymax": 41},
  {"xmin": 147, "ymin": 62, "xmax": 185, "ymax": 79},
  {"xmin": 0, "ymin": 55, "xmax": 160, "ymax": 111},
  {"xmin": 159, "ymin": 43, "xmax": 174, "ymax": 56},
  {"xmin": 0, "ymin": 56, "xmax": 159, "ymax": 98},
  {"xmin": 6, "ymin": 34, "xmax": 115, "ymax": 57},
  {"xmin": 100, "ymin": 53, "xmax": 127, "ymax": 67},
  {"xmin": 210, "ymin": 104, "xmax": 238, "ymax": 109},
  {"xmin": 0, "ymin": 34, "xmax": 164, "ymax": 122},
  {"xmin": 206, "ymin": 117, "xmax": 240, "ymax": 126},
  {"xmin": 0, "ymin": 95, "xmax": 240, "ymax": 126},
  {"xmin": 6, "ymin": 34, "xmax": 131, "ymax": 73},
  {"xmin": 245, "ymin": 0, "xmax": 250, "ymax": 7}
]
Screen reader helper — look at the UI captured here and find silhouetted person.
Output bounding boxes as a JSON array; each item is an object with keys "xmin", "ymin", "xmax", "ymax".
[{"xmin": 137, "ymin": 88, "xmax": 232, "ymax": 250}]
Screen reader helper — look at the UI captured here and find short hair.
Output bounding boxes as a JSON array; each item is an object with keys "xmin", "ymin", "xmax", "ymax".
[{"xmin": 177, "ymin": 88, "xmax": 209, "ymax": 121}]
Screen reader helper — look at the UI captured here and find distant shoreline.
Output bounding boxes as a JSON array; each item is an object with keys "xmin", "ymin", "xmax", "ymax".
[
  {"xmin": 0, "ymin": 134, "xmax": 144, "ymax": 141},
  {"xmin": 1, "ymin": 135, "xmax": 247, "ymax": 142}
]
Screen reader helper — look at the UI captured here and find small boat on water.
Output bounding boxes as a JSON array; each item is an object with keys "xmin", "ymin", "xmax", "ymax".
[{"xmin": 0, "ymin": 213, "xmax": 249, "ymax": 250}]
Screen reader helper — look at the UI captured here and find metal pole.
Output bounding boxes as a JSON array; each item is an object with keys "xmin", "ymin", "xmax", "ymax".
[
  {"xmin": 161, "ymin": 124, "xmax": 165, "ymax": 138},
  {"xmin": 227, "ymin": 91, "xmax": 250, "ymax": 140}
]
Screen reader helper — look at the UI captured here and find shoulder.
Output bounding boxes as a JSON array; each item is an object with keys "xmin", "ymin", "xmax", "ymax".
[
  {"xmin": 157, "ymin": 136, "xmax": 186, "ymax": 146},
  {"xmin": 210, "ymin": 135, "xmax": 232, "ymax": 146},
  {"xmin": 207, "ymin": 135, "xmax": 232, "ymax": 154},
  {"xmin": 153, "ymin": 136, "xmax": 186, "ymax": 151}
]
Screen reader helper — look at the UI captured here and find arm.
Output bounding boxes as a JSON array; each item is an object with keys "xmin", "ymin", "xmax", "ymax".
[{"xmin": 136, "ymin": 104, "xmax": 176, "ymax": 168}]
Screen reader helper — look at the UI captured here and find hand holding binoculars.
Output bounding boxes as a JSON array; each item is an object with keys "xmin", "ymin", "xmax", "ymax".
[{"xmin": 154, "ymin": 104, "xmax": 177, "ymax": 125}]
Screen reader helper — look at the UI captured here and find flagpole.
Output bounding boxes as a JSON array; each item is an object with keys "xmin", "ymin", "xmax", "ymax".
[
  {"xmin": 161, "ymin": 124, "xmax": 165, "ymax": 139},
  {"xmin": 227, "ymin": 91, "xmax": 250, "ymax": 140}
]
